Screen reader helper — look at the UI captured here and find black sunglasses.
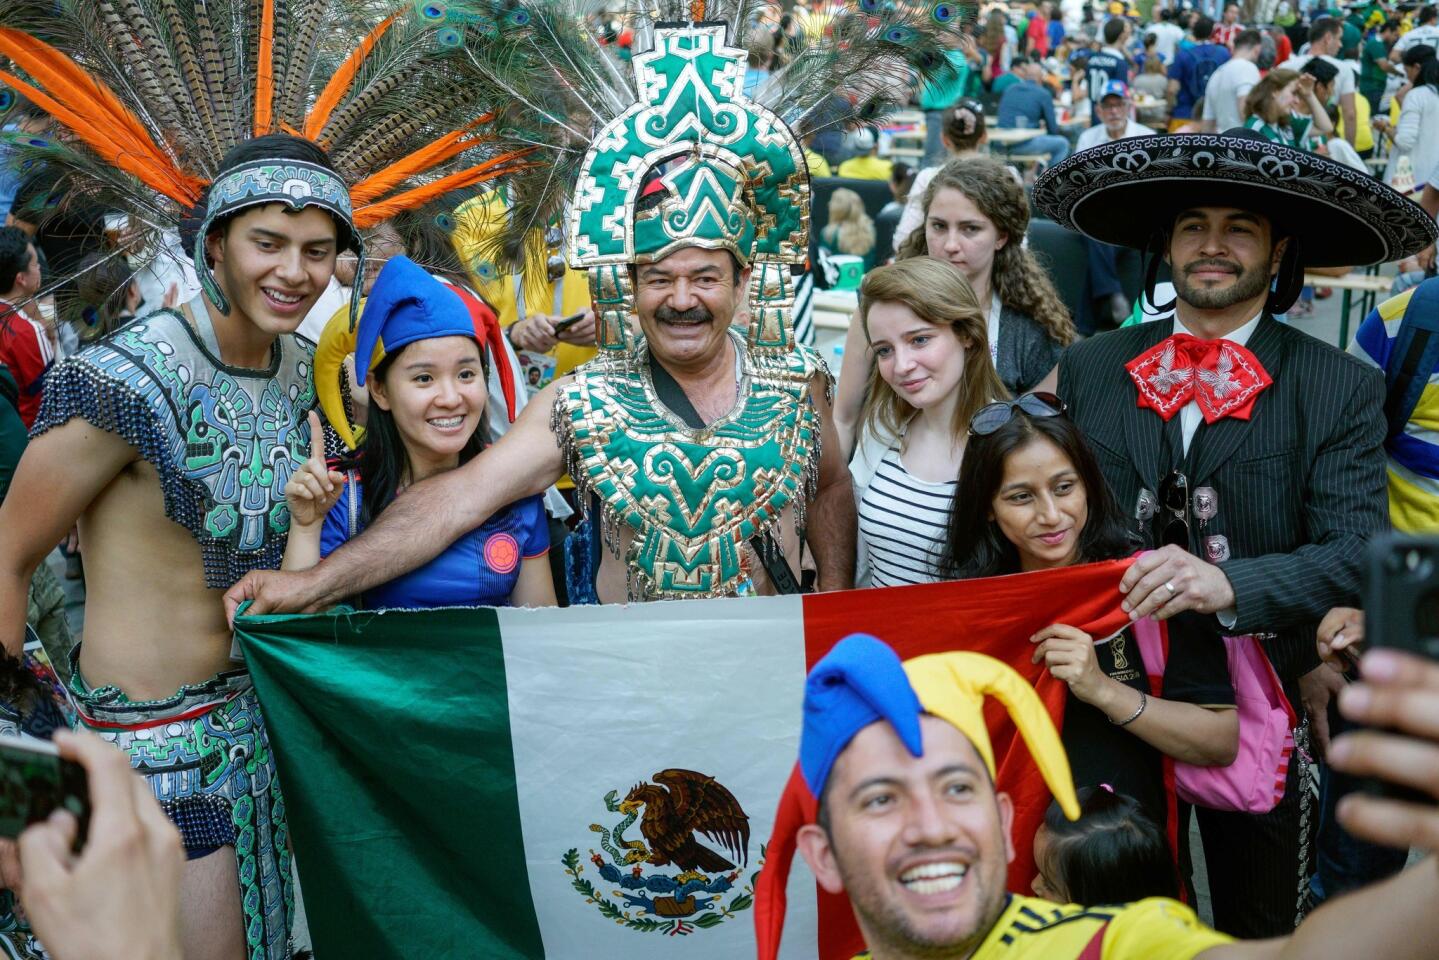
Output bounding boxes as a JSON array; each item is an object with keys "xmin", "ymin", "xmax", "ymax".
[
  {"xmin": 1158, "ymin": 469, "xmax": 1190, "ymax": 550},
  {"xmin": 970, "ymin": 392, "xmax": 1067, "ymax": 437}
]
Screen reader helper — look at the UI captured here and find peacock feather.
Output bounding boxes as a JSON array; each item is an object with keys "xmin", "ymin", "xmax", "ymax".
[{"xmin": 445, "ymin": 0, "xmax": 977, "ymax": 274}]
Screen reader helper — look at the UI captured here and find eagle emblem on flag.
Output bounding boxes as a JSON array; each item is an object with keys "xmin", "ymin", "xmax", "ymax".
[{"xmin": 562, "ymin": 769, "xmax": 763, "ymax": 936}]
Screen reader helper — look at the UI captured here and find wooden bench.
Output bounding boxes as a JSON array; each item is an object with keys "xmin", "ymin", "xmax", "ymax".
[
  {"xmin": 812, "ymin": 290, "xmax": 857, "ymax": 332},
  {"xmin": 1303, "ymin": 271, "xmax": 1394, "ymax": 347}
]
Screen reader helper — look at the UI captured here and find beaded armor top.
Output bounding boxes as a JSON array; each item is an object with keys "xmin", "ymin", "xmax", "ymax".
[
  {"xmin": 33, "ymin": 309, "xmax": 314, "ymax": 588},
  {"xmin": 554, "ymin": 330, "xmax": 827, "ymax": 600}
]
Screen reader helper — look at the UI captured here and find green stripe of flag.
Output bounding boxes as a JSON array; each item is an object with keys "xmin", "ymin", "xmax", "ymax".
[{"xmin": 238, "ymin": 606, "xmax": 545, "ymax": 959}]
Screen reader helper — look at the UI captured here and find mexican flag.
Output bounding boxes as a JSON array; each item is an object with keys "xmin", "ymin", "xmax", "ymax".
[{"xmin": 237, "ymin": 559, "xmax": 1134, "ymax": 960}]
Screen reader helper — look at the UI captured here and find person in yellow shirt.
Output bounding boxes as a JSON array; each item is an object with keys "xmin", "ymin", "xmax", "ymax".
[
  {"xmin": 453, "ymin": 189, "xmax": 597, "ymax": 395},
  {"xmin": 755, "ymin": 633, "xmax": 1439, "ymax": 960},
  {"xmin": 806, "ymin": 145, "xmax": 833, "ymax": 177},
  {"xmin": 1335, "ymin": 81, "xmax": 1376, "ymax": 155},
  {"xmin": 837, "ymin": 128, "xmax": 894, "ymax": 181}
]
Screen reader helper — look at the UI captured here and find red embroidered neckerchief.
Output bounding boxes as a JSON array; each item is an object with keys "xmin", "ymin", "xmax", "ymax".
[{"xmin": 1125, "ymin": 332, "xmax": 1272, "ymax": 423}]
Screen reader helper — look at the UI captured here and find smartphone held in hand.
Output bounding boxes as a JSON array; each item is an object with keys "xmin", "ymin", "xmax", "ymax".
[
  {"xmin": 0, "ymin": 734, "xmax": 89, "ymax": 847},
  {"xmin": 1361, "ymin": 534, "xmax": 1439, "ymax": 803}
]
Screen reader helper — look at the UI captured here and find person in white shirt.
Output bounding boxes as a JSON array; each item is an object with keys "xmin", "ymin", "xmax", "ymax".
[
  {"xmin": 1075, "ymin": 81, "xmax": 1156, "ymax": 150},
  {"xmin": 1149, "ymin": 7, "xmax": 1185, "ymax": 62},
  {"xmin": 1391, "ymin": 5, "xmax": 1439, "ymax": 65},
  {"xmin": 1394, "ymin": 48, "xmax": 1439, "ymax": 188},
  {"xmin": 1202, "ymin": 28, "xmax": 1264, "ymax": 131},
  {"xmin": 1279, "ymin": 16, "xmax": 1359, "ymax": 145}
]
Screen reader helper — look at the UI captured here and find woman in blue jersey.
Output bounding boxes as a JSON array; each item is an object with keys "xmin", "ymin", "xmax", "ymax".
[{"xmin": 283, "ymin": 255, "xmax": 555, "ymax": 608}]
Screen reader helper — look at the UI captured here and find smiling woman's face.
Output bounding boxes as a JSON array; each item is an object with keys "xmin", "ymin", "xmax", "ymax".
[{"xmin": 989, "ymin": 435, "xmax": 1088, "ymax": 573}]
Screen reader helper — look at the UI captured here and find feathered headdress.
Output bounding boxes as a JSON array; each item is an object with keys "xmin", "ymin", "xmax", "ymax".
[
  {"xmin": 449, "ymin": 0, "xmax": 975, "ymax": 363},
  {"xmin": 0, "ymin": 1, "xmax": 536, "ymax": 325}
]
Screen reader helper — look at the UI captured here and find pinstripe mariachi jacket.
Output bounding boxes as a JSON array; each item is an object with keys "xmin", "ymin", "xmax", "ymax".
[{"xmin": 1057, "ymin": 314, "xmax": 1389, "ymax": 688}]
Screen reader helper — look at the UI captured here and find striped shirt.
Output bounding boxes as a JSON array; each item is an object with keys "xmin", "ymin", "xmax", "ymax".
[
  {"xmin": 1349, "ymin": 285, "xmax": 1439, "ymax": 532},
  {"xmin": 857, "ymin": 445, "xmax": 957, "ymax": 586}
]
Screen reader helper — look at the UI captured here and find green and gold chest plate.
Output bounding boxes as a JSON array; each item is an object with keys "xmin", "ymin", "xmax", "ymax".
[{"xmin": 554, "ymin": 335, "xmax": 826, "ymax": 600}]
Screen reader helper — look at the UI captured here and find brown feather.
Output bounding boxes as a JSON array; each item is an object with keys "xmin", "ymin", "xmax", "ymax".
[
  {"xmin": 107, "ymin": 0, "xmax": 195, "ymax": 127},
  {"xmin": 276, "ymin": 0, "xmax": 323, "ymax": 130},
  {"xmin": 330, "ymin": 96, "xmax": 455, "ymax": 176},
  {"xmin": 302, "ymin": 10, "xmax": 400, "ymax": 141},
  {"xmin": 158, "ymin": 0, "xmax": 224, "ymax": 171},
  {"xmin": 316, "ymin": 66, "xmax": 408, "ymax": 148},
  {"xmin": 194, "ymin": 0, "xmax": 242, "ymax": 154}
]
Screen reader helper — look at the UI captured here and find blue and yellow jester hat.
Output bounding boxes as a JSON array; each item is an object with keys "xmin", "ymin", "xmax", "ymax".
[
  {"xmin": 754, "ymin": 634, "xmax": 1079, "ymax": 960},
  {"xmin": 314, "ymin": 255, "xmax": 493, "ymax": 449}
]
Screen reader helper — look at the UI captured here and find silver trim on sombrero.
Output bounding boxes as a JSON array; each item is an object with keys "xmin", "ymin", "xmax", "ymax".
[{"xmin": 1032, "ymin": 135, "xmax": 1436, "ymax": 267}]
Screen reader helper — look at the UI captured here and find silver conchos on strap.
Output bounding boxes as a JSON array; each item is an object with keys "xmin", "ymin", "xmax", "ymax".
[
  {"xmin": 1193, "ymin": 486, "xmax": 1219, "ymax": 522},
  {"xmin": 1204, "ymin": 534, "xmax": 1231, "ymax": 563}
]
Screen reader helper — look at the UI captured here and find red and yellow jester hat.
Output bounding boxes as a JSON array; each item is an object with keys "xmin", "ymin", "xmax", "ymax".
[{"xmin": 754, "ymin": 633, "xmax": 1079, "ymax": 960}]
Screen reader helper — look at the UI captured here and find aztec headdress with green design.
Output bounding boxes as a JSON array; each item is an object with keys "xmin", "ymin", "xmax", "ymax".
[
  {"xmin": 458, "ymin": 0, "xmax": 974, "ymax": 361},
  {"xmin": 0, "ymin": 1, "xmax": 535, "ymax": 325}
]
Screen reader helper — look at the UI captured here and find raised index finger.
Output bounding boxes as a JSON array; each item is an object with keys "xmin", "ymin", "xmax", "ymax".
[{"xmin": 307, "ymin": 410, "xmax": 325, "ymax": 464}]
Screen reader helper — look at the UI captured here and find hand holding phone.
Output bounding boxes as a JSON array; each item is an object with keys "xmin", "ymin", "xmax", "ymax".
[
  {"xmin": 17, "ymin": 730, "xmax": 184, "ymax": 960},
  {"xmin": 1353, "ymin": 535, "xmax": 1439, "ymax": 805},
  {"xmin": 0, "ymin": 734, "xmax": 88, "ymax": 847},
  {"xmin": 551, "ymin": 311, "xmax": 586, "ymax": 334}
]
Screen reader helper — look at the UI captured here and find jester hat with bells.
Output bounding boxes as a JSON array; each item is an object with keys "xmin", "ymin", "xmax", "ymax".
[
  {"xmin": 461, "ymin": 0, "xmax": 974, "ymax": 365},
  {"xmin": 315, "ymin": 254, "xmax": 513, "ymax": 451},
  {"xmin": 0, "ymin": 1, "xmax": 537, "ymax": 324},
  {"xmin": 754, "ymin": 634, "xmax": 1079, "ymax": 960}
]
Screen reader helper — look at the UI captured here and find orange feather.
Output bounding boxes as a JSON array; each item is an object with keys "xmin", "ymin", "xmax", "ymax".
[
  {"xmin": 352, "ymin": 149, "xmax": 538, "ymax": 228},
  {"xmin": 254, "ymin": 0, "xmax": 275, "ymax": 135},
  {"xmin": 303, "ymin": 12, "xmax": 401, "ymax": 142},
  {"xmin": 0, "ymin": 30, "xmax": 152, "ymax": 151},
  {"xmin": 347, "ymin": 116, "xmax": 497, "ymax": 205},
  {"xmin": 0, "ymin": 71, "xmax": 199, "ymax": 204},
  {"xmin": 0, "ymin": 30, "xmax": 201, "ymax": 205}
]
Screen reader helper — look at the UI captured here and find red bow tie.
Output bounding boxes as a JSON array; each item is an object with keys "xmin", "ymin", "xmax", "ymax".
[{"xmin": 1125, "ymin": 333, "xmax": 1272, "ymax": 423}]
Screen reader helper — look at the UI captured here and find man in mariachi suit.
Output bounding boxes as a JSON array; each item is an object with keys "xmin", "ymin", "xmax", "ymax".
[
  {"xmin": 1031, "ymin": 129, "xmax": 1438, "ymax": 937},
  {"xmin": 228, "ymin": 18, "xmax": 864, "ymax": 610}
]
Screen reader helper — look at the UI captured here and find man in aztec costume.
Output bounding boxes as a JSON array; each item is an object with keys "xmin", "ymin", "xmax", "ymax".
[
  {"xmin": 231, "ymin": 0, "xmax": 974, "ymax": 611},
  {"xmin": 0, "ymin": 3, "xmax": 532, "ymax": 957}
]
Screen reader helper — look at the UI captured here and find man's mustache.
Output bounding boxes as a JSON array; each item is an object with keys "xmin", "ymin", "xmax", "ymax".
[
  {"xmin": 1185, "ymin": 259, "xmax": 1241, "ymax": 276},
  {"xmin": 655, "ymin": 304, "xmax": 714, "ymax": 324}
]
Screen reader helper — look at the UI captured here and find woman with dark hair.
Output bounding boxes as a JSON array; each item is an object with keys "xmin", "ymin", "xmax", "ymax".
[
  {"xmin": 1032, "ymin": 785, "xmax": 1181, "ymax": 906},
  {"xmin": 283, "ymin": 255, "xmax": 554, "ymax": 609},
  {"xmin": 938, "ymin": 395, "xmax": 1237, "ymax": 829}
]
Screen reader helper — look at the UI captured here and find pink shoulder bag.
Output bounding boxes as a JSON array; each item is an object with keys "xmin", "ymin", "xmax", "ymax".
[{"xmin": 1132, "ymin": 618, "xmax": 1297, "ymax": 815}]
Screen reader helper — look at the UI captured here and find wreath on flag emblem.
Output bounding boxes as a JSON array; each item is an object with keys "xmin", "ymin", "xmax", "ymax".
[{"xmin": 561, "ymin": 769, "xmax": 763, "ymax": 936}]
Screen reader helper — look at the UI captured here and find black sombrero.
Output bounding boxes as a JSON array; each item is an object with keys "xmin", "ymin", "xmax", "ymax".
[{"xmin": 1032, "ymin": 131, "xmax": 1437, "ymax": 269}]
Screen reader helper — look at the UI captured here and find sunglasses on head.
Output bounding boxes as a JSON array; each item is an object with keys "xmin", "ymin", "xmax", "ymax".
[{"xmin": 970, "ymin": 392, "xmax": 1067, "ymax": 437}]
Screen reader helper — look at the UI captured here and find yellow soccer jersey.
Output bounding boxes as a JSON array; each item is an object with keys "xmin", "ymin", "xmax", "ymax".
[{"xmin": 852, "ymin": 894, "xmax": 1232, "ymax": 960}]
